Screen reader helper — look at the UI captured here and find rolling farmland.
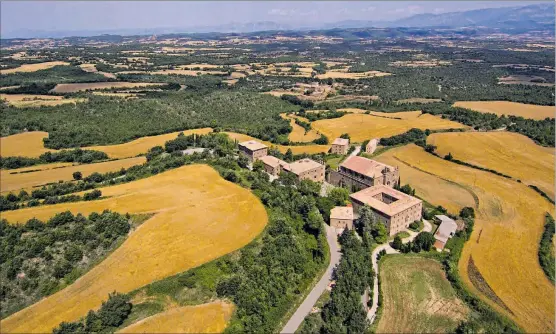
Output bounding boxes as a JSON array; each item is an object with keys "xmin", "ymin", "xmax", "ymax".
[
  {"xmin": 117, "ymin": 301, "xmax": 234, "ymax": 333},
  {"xmin": 1, "ymin": 61, "xmax": 70, "ymax": 74},
  {"xmin": 377, "ymin": 255, "xmax": 469, "ymax": 333},
  {"xmin": 375, "ymin": 144, "xmax": 554, "ymax": 333},
  {"xmin": 0, "ymin": 131, "xmax": 53, "ymax": 158},
  {"xmin": 428, "ymin": 131, "xmax": 555, "ymax": 200},
  {"xmin": 0, "ymin": 94, "xmax": 87, "ymax": 107},
  {"xmin": 1, "ymin": 157, "xmax": 146, "ymax": 193},
  {"xmin": 280, "ymin": 113, "xmax": 321, "ymax": 143},
  {"xmin": 0, "ymin": 164, "xmax": 267, "ymax": 333},
  {"xmin": 453, "ymin": 101, "xmax": 555, "ymax": 120},
  {"xmin": 312, "ymin": 113, "xmax": 467, "ymax": 142}
]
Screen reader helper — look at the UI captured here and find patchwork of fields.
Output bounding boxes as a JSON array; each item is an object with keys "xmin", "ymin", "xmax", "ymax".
[
  {"xmin": 453, "ymin": 101, "xmax": 555, "ymax": 120},
  {"xmin": 117, "ymin": 301, "xmax": 234, "ymax": 333},
  {"xmin": 377, "ymin": 255, "xmax": 469, "ymax": 333},
  {"xmin": 375, "ymin": 144, "xmax": 554, "ymax": 333},
  {"xmin": 312, "ymin": 113, "xmax": 467, "ymax": 142},
  {"xmin": 428, "ymin": 131, "xmax": 555, "ymax": 200},
  {"xmin": 1, "ymin": 61, "xmax": 70, "ymax": 74},
  {"xmin": 0, "ymin": 165, "xmax": 268, "ymax": 333}
]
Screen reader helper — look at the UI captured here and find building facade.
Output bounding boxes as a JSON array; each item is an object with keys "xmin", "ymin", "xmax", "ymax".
[
  {"xmin": 238, "ymin": 140, "xmax": 268, "ymax": 162},
  {"xmin": 350, "ymin": 185, "xmax": 422, "ymax": 236},
  {"xmin": 283, "ymin": 158, "xmax": 325, "ymax": 182},
  {"xmin": 259, "ymin": 155, "xmax": 289, "ymax": 176},
  {"xmin": 365, "ymin": 138, "xmax": 379, "ymax": 154},
  {"xmin": 331, "ymin": 138, "xmax": 349, "ymax": 155},
  {"xmin": 328, "ymin": 155, "xmax": 399, "ymax": 192},
  {"xmin": 330, "ymin": 206, "xmax": 354, "ymax": 230}
]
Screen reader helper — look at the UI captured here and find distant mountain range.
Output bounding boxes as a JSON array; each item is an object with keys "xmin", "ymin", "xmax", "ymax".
[{"xmin": 3, "ymin": 2, "xmax": 554, "ymax": 39}]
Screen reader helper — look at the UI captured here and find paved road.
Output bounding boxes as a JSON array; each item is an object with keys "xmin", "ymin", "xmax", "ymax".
[
  {"xmin": 349, "ymin": 144, "xmax": 361, "ymax": 157},
  {"xmin": 366, "ymin": 220, "xmax": 432, "ymax": 323},
  {"xmin": 281, "ymin": 224, "xmax": 341, "ymax": 334}
]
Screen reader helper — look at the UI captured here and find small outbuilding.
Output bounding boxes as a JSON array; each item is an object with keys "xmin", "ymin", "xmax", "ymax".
[
  {"xmin": 365, "ymin": 138, "xmax": 379, "ymax": 154},
  {"xmin": 330, "ymin": 206, "xmax": 354, "ymax": 231},
  {"xmin": 259, "ymin": 155, "xmax": 289, "ymax": 176},
  {"xmin": 433, "ymin": 215, "xmax": 458, "ymax": 251}
]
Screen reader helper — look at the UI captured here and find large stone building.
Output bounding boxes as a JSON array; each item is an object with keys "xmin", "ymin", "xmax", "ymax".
[
  {"xmin": 259, "ymin": 155, "xmax": 289, "ymax": 176},
  {"xmin": 328, "ymin": 155, "xmax": 399, "ymax": 191},
  {"xmin": 238, "ymin": 140, "xmax": 268, "ymax": 162},
  {"xmin": 331, "ymin": 137, "xmax": 349, "ymax": 155},
  {"xmin": 283, "ymin": 158, "xmax": 325, "ymax": 182},
  {"xmin": 330, "ymin": 206, "xmax": 354, "ymax": 231},
  {"xmin": 350, "ymin": 185, "xmax": 422, "ymax": 236}
]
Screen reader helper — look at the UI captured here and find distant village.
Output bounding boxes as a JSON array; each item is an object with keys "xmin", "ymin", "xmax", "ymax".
[{"xmin": 238, "ymin": 137, "xmax": 458, "ymax": 250}]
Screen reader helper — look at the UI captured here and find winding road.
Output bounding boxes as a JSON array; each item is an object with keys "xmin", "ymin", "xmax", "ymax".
[
  {"xmin": 366, "ymin": 219, "xmax": 433, "ymax": 323},
  {"xmin": 280, "ymin": 224, "xmax": 341, "ymax": 334}
]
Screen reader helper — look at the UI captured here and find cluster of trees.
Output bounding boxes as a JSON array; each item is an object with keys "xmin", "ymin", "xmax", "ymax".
[
  {"xmin": 391, "ymin": 231, "xmax": 435, "ymax": 253},
  {"xmin": 0, "ymin": 211, "xmax": 130, "ymax": 318},
  {"xmin": 0, "ymin": 65, "xmax": 110, "ymax": 87},
  {"xmin": 380, "ymin": 128, "xmax": 428, "ymax": 147},
  {"xmin": 280, "ymin": 94, "xmax": 315, "ymax": 108},
  {"xmin": 302, "ymin": 109, "xmax": 347, "ymax": 122},
  {"xmin": 422, "ymin": 105, "xmax": 555, "ymax": 147},
  {"xmin": 53, "ymin": 293, "xmax": 132, "ymax": 333},
  {"xmin": 294, "ymin": 118, "xmax": 312, "ymax": 132},
  {"xmin": 538, "ymin": 214, "xmax": 555, "ymax": 283},
  {"xmin": 1, "ymin": 189, "xmax": 102, "ymax": 212},
  {"xmin": 0, "ymin": 83, "xmax": 57, "ymax": 95},
  {"xmin": 117, "ymin": 73, "xmax": 223, "ymax": 92},
  {"xmin": 1, "ymin": 149, "xmax": 109, "ymax": 169},
  {"xmin": 3, "ymin": 91, "xmax": 296, "ymax": 148}
]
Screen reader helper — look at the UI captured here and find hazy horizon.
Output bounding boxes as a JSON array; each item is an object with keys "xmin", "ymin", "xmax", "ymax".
[{"xmin": 1, "ymin": 1, "xmax": 549, "ymax": 38}]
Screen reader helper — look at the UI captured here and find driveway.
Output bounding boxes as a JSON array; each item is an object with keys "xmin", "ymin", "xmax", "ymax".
[
  {"xmin": 280, "ymin": 224, "xmax": 341, "ymax": 333},
  {"xmin": 349, "ymin": 144, "xmax": 361, "ymax": 157},
  {"xmin": 366, "ymin": 219, "xmax": 432, "ymax": 323}
]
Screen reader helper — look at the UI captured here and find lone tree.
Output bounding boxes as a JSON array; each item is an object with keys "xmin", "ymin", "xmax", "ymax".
[
  {"xmin": 392, "ymin": 235, "xmax": 403, "ymax": 250},
  {"xmin": 72, "ymin": 171, "xmax": 82, "ymax": 180}
]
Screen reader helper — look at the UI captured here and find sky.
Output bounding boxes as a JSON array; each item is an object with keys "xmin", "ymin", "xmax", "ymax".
[{"xmin": 0, "ymin": 1, "xmax": 549, "ymax": 38}]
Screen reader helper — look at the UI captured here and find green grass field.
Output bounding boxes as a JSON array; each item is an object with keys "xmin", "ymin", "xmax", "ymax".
[{"xmin": 376, "ymin": 255, "xmax": 469, "ymax": 333}]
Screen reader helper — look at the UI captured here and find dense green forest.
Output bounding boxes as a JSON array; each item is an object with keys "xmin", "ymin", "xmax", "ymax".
[
  {"xmin": 1, "ymin": 149, "xmax": 109, "ymax": 169},
  {"xmin": 1, "ymin": 92, "xmax": 296, "ymax": 148},
  {"xmin": 0, "ymin": 66, "xmax": 110, "ymax": 87},
  {"xmin": 0, "ymin": 211, "xmax": 133, "ymax": 318}
]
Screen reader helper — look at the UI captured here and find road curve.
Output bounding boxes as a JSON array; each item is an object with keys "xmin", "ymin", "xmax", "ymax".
[
  {"xmin": 281, "ymin": 224, "xmax": 341, "ymax": 334},
  {"xmin": 366, "ymin": 219, "xmax": 432, "ymax": 323}
]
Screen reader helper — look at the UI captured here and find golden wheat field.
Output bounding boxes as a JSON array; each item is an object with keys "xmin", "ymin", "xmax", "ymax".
[
  {"xmin": 375, "ymin": 144, "xmax": 554, "ymax": 333},
  {"xmin": 117, "ymin": 301, "xmax": 234, "ymax": 333},
  {"xmin": 315, "ymin": 69, "xmax": 391, "ymax": 80},
  {"xmin": 453, "ymin": 101, "xmax": 555, "ymax": 120},
  {"xmin": 0, "ymin": 128, "xmax": 213, "ymax": 159},
  {"xmin": 312, "ymin": 113, "xmax": 466, "ymax": 142},
  {"xmin": 50, "ymin": 82, "xmax": 164, "ymax": 93},
  {"xmin": 280, "ymin": 113, "xmax": 321, "ymax": 143},
  {"xmin": 1, "ymin": 157, "xmax": 146, "ymax": 193},
  {"xmin": 428, "ymin": 131, "xmax": 555, "ymax": 200},
  {"xmin": 374, "ymin": 149, "xmax": 476, "ymax": 213},
  {"xmin": 1, "ymin": 164, "xmax": 267, "ymax": 333},
  {"xmin": 0, "ymin": 131, "xmax": 53, "ymax": 157},
  {"xmin": 223, "ymin": 132, "xmax": 330, "ymax": 154},
  {"xmin": 0, "ymin": 94, "xmax": 87, "ymax": 107},
  {"xmin": 1, "ymin": 61, "xmax": 70, "ymax": 74}
]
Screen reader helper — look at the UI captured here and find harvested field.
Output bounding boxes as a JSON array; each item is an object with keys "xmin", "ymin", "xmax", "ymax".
[
  {"xmin": 375, "ymin": 144, "xmax": 554, "ymax": 332},
  {"xmin": 224, "ymin": 132, "xmax": 329, "ymax": 154},
  {"xmin": 428, "ymin": 131, "xmax": 555, "ymax": 200},
  {"xmin": 0, "ymin": 131, "xmax": 52, "ymax": 158},
  {"xmin": 1, "ymin": 129, "xmax": 213, "ymax": 159},
  {"xmin": 316, "ymin": 69, "xmax": 391, "ymax": 79},
  {"xmin": 312, "ymin": 113, "xmax": 466, "ymax": 142},
  {"xmin": 92, "ymin": 92, "xmax": 140, "ymax": 98},
  {"xmin": 0, "ymin": 94, "xmax": 87, "ymax": 107},
  {"xmin": 117, "ymin": 301, "xmax": 234, "ymax": 333},
  {"xmin": 453, "ymin": 101, "xmax": 555, "ymax": 120},
  {"xmin": 50, "ymin": 82, "xmax": 164, "ymax": 93},
  {"xmin": 374, "ymin": 148, "xmax": 476, "ymax": 213},
  {"xmin": 1, "ymin": 164, "xmax": 268, "ymax": 333},
  {"xmin": 377, "ymin": 255, "xmax": 469, "ymax": 333},
  {"xmin": 280, "ymin": 113, "xmax": 321, "ymax": 143},
  {"xmin": 396, "ymin": 98, "xmax": 443, "ymax": 104},
  {"xmin": 1, "ymin": 157, "xmax": 146, "ymax": 193},
  {"xmin": 390, "ymin": 60, "xmax": 451, "ymax": 67},
  {"xmin": 1, "ymin": 61, "xmax": 70, "ymax": 74},
  {"xmin": 498, "ymin": 75, "xmax": 554, "ymax": 87}
]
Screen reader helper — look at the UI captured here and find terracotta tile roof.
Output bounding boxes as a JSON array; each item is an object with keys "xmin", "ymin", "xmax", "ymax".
[
  {"xmin": 283, "ymin": 158, "xmax": 323, "ymax": 175},
  {"xmin": 340, "ymin": 155, "xmax": 396, "ymax": 178},
  {"xmin": 331, "ymin": 206, "xmax": 354, "ymax": 220},
  {"xmin": 239, "ymin": 140, "xmax": 267, "ymax": 151},
  {"xmin": 350, "ymin": 184, "xmax": 422, "ymax": 217},
  {"xmin": 332, "ymin": 138, "xmax": 349, "ymax": 146},
  {"xmin": 259, "ymin": 155, "xmax": 288, "ymax": 168}
]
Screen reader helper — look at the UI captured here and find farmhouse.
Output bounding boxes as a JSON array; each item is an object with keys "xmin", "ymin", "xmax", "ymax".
[
  {"xmin": 331, "ymin": 137, "xmax": 349, "ymax": 154},
  {"xmin": 330, "ymin": 206, "xmax": 354, "ymax": 231},
  {"xmin": 259, "ymin": 155, "xmax": 289, "ymax": 176},
  {"xmin": 433, "ymin": 215, "xmax": 458, "ymax": 250},
  {"xmin": 328, "ymin": 155, "xmax": 399, "ymax": 191},
  {"xmin": 365, "ymin": 138, "xmax": 379, "ymax": 154},
  {"xmin": 238, "ymin": 140, "xmax": 268, "ymax": 162},
  {"xmin": 350, "ymin": 185, "xmax": 422, "ymax": 236},
  {"xmin": 283, "ymin": 158, "xmax": 325, "ymax": 182}
]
